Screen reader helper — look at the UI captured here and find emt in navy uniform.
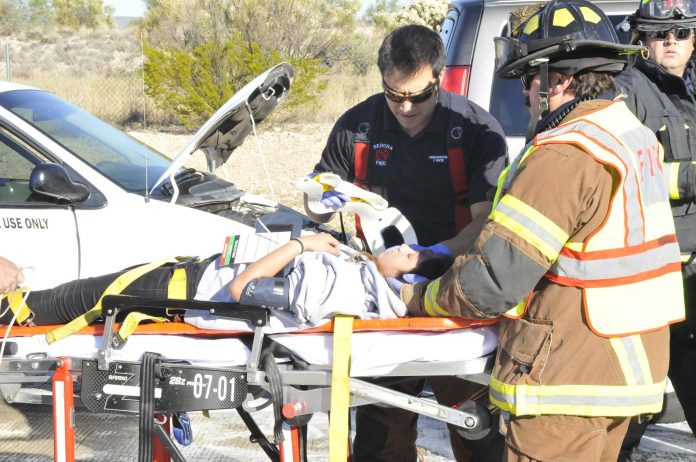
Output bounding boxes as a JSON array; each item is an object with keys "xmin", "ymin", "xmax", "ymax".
[{"xmin": 304, "ymin": 24, "xmax": 508, "ymax": 462}]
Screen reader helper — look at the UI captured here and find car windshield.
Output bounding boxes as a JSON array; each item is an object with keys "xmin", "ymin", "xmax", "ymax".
[{"xmin": 0, "ymin": 89, "xmax": 171, "ymax": 193}]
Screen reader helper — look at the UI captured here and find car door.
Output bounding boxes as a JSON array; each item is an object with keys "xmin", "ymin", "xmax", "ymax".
[{"xmin": 0, "ymin": 125, "xmax": 79, "ymax": 289}]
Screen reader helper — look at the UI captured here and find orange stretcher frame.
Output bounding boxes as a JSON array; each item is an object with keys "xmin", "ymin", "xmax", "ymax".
[{"xmin": 2, "ymin": 316, "xmax": 499, "ymax": 337}]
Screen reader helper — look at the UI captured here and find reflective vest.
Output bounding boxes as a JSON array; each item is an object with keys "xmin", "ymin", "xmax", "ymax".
[{"xmin": 494, "ymin": 101, "xmax": 685, "ymax": 337}]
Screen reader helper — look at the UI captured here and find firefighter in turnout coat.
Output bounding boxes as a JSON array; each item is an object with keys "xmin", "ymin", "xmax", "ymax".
[{"xmin": 399, "ymin": 1, "xmax": 686, "ymax": 460}]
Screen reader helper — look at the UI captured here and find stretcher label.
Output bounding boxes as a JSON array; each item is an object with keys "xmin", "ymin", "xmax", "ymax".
[
  {"xmin": 81, "ymin": 360, "xmax": 247, "ymax": 414},
  {"xmin": 220, "ymin": 231, "xmax": 291, "ymax": 265}
]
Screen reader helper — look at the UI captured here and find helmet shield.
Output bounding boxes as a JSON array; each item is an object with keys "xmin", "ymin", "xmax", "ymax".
[{"xmin": 639, "ymin": 0, "xmax": 696, "ymax": 20}]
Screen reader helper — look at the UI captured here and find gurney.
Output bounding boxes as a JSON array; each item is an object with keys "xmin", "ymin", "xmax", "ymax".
[{"xmin": 0, "ymin": 294, "xmax": 499, "ymax": 462}]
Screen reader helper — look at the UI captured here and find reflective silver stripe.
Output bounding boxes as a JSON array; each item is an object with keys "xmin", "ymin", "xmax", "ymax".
[
  {"xmin": 495, "ymin": 201, "xmax": 566, "ymax": 255},
  {"xmin": 619, "ymin": 336, "xmax": 646, "ymax": 385},
  {"xmin": 551, "ymin": 241, "xmax": 680, "ymax": 281},
  {"xmin": 489, "ymin": 387, "xmax": 662, "ymax": 409},
  {"xmin": 538, "ymin": 119, "xmax": 646, "ymax": 246}
]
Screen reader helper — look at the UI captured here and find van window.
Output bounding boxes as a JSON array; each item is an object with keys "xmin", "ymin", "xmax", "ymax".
[{"xmin": 489, "ymin": 14, "xmax": 634, "ymax": 137}]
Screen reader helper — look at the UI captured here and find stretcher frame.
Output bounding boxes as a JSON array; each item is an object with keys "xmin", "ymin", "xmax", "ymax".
[{"xmin": 0, "ymin": 294, "xmax": 497, "ymax": 462}]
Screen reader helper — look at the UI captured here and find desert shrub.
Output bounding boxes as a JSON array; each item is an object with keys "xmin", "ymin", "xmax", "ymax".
[
  {"xmin": 0, "ymin": 0, "xmax": 113, "ymax": 33},
  {"xmin": 139, "ymin": 0, "xmax": 375, "ymax": 125}
]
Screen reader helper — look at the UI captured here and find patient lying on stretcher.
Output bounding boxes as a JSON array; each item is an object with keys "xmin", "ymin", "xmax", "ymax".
[{"xmin": 0, "ymin": 233, "xmax": 451, "ymax": 328}]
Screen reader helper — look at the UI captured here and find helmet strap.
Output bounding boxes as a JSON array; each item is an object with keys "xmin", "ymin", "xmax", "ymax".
[
  {"xmin": 525, "ymin": 59, "xmax": 551, "ymax": 141},
  {"xmin": 539, "ymin": 60, "xmax": 550, "ymax": 116}
]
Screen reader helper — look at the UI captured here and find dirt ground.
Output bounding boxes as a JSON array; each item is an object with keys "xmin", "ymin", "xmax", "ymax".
[{"xmin": 128, "ymin": 122, "xmax": 334, "ymax": 213}]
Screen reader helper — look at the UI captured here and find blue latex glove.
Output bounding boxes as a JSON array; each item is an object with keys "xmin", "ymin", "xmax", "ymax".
[
  {"xmin": 320, "ymin": 190, "xmax": 350, "ymax": 208},
  {"xmin": 402, "ymin": 274, "xmax": 429, "ymax": 284},
  {"xmin": 408, "ymin": 243, "xmax": 451, "ymax": 257},
  {"xmin": 386, "ymin": 274, "xmax": 429, "ymax": 295},
  {"xmin": 386, "ymin": 276, "xmax": 403, "ymax": 295}
]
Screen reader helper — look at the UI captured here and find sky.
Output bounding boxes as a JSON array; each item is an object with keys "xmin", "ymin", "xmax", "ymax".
[{"xmin": 103, "ymin": 0, "xmax": 377, "ymax": 17}]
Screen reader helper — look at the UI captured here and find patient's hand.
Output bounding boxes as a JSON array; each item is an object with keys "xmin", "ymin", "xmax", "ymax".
[
  {"xmin": 0, "ymin": 256, "xmax": 23, "ymax": 294},
  {"xmin": 298, "ymin": 233, "xmax": 340, "ymax": 255}
]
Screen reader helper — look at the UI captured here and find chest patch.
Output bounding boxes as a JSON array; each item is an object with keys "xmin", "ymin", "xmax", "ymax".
[
  {"xmin": 428, "ymin": 154, "xmax": 448, "ymax": 164},
  {"xmin": 372, "ymin": 143, "xmax": 393, "ymax": 167}
]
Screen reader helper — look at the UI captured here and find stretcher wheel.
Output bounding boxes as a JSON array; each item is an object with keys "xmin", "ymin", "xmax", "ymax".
[{"xmin": 455, "ymin": 400, "xmax": 491, "ymax": 441}]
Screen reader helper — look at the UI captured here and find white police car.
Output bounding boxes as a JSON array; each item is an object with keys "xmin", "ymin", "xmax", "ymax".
[{"xmin": 0, "ymin": 63, "xmax": 313, "ymax": 289}]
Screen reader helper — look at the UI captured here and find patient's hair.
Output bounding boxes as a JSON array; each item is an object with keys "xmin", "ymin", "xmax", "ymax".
[{"xmin": 351, "ymin": 252, "xmax": 453, "ymax": 280}]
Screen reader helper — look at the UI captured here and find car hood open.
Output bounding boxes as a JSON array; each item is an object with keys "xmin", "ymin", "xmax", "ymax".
[{"xmin": 150, "ymin": 62, "xmax": 294, "ymax": 194}]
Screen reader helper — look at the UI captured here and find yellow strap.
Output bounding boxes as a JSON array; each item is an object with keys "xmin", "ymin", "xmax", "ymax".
[
  {"xmin": 46, "ymin": 258, "xmax": 173, "ymax": 344},
  {"xmin": 4, "ymin": 289, "xmax": 32, "ymax": 324},
  {"xmin": 117, "ymin": 312, "xmax": 168, "ymax": 343},
  {"xmin": 168, "ymin": 267, "xmax": 187, "ymax": 299},
  {"xmin": 328, "ymin": 315, "xmax": 353, "ymax": 462}
]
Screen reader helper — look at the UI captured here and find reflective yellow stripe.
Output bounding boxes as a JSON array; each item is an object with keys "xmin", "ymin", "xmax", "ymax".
[
  {"xmin": 611, "ymin": 336, "xmax": 653, "ymax": 386},
  {"xmin": 491, "ymin": 166, "xmax": 510, "ymax": 209},
  {"xmin": 328, "ymin": 315, "xmax": 353, "ymax": 462},
  {"xmin": 46, "ymin": 258, "xmax": 173, "ymax": 344},
  {"xmin": 423, "ymin": 278, "xmax": 450, "ymax": 317},
  {"xmin": 611, "ymin": 337, "xmax": 638, "ymax": 386},
  {"xmin": 167, "ymin": 267, "xmax": 187, "ymax": 299},
  {"xmin": 667, "ymin": 162, "xmax": 681, "ymax": 200},
  {"xmin": 491, "ymin": 195, "xmax": 568, "ymax": 261},
  {"xmin": 489, "ymin": 376, "xmax": 666, "ymax": 417},
  {"xmin": 4, "ymin": 290, "xmax": 32, "ymax": 324},
  {"xmin": 504, "ymin": 298, "xmax": 526, "ymax": 317},
  {"xmin": 117, "ymin": 312, "xmax": 168, "ymax": 343}
]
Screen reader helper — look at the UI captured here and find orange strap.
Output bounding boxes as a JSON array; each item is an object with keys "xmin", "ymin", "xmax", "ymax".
[{"xmin": 3, "ymin": 317, "xmax": 498, "ymax": 337}]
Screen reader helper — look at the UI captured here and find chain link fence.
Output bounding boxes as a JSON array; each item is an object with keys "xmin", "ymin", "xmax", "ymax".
[{"xmin": 0, "ymin": 25, "xmax": 382, "ymax": 130}]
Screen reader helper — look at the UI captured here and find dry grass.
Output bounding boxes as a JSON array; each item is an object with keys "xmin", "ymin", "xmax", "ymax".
[{"xmin": 287, "ymin": 65, "xmax": 383, "ymax": 123}]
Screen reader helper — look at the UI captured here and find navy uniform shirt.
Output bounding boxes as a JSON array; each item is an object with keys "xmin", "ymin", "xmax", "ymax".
[{"xmin": 314, "ymin": 90, "xmax": 508, "ymax": 245}]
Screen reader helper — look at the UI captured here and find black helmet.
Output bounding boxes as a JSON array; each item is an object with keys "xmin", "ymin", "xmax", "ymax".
[
  {"xmin": 495, "ymin": 0, "xmax": 645, "ymax": 79},
  {"xmin": 630, "ymin": 0, "xmax": 696, "ymax": 30}
]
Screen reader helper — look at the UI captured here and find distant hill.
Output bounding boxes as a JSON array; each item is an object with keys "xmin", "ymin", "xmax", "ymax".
[{"xmin": 113, "ymin": 16, "xmax": 140, "ymax": 29}]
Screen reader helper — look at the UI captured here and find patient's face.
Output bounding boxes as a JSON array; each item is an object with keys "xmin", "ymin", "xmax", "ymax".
[{"xmin": 376, "ymin": 244, "xmax": 422, "ymax": 277}]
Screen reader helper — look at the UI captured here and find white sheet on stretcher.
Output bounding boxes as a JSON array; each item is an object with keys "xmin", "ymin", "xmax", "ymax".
[
  {"xmin": 271, "ymin": 326, "xmax": 498, "ymax": 376},
  {"xmin": 6, "ymin": 326, "xmax": 498, "ymax": 376}
]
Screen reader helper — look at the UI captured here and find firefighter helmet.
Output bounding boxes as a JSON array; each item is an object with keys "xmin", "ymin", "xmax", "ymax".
[{"xmin": 495, "ymin": 0, "xmax": 645, "ymax": 78}]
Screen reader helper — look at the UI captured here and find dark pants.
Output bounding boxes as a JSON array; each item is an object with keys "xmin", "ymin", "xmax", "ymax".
[
  {"xmin": 619, "ymin": 260, "xmax": 696, "ymax": 460},
  {"xmin": 352, "ymin": 377, "xmax": 504, "ymax": 462},
  {"xmin": 0, "ymin": 258, "xmax": 209, "ymax": 325}
]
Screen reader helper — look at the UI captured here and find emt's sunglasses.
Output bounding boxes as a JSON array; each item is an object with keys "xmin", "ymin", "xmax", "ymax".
[
  {"xmin": 382, "ymin": 79, "xmax": 438, "ymax": 104},
  {"xmin": 645, "ymin": 27, "xmax": 695, "ymax": 40}
]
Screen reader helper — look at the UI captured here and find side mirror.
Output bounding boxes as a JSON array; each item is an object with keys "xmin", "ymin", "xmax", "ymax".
[{"xmin": 29, "ymin": 163, "xmax": 90, "ymax": 203}]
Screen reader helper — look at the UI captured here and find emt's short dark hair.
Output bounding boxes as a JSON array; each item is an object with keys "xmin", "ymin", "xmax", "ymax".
[
  {"xmin": 377, "ymin": 24, "xmax": 445, "ymax": 78},
  {"xmin": 567, "ymin": 71, "xmax": 617, "ymax": 99}
]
